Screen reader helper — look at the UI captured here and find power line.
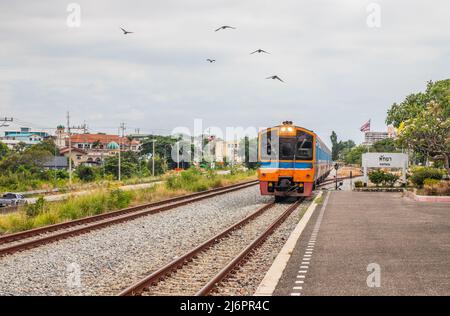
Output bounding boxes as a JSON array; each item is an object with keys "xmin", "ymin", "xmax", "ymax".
[{"xmin": 0, "ymin": 117, "xmax": 13, "ymax": 128}]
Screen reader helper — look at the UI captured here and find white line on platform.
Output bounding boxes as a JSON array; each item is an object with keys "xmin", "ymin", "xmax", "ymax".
[
  {"xmin": 297, "ymin": 275, "xmax": 305, "ymax": 278},
  {"xmin": 290, "ymin": 293, "xmax": 301, "ymax": 296},
  {"xmin": 295, "ymin": 280, "xmax": 304, "ymax": 284},
  {"xmin": 298, "ymin": 270, "xmax": 307, "ymax": 273},
  {"xmin": 293, "ymin": 286, "xmax": 303, "ymax": 290},
  {"xmin": 300, "ymin": 266, "xmax": 309, "ymax": 269}
]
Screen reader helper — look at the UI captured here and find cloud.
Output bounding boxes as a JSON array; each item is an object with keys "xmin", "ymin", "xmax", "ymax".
[{"xmin": 0, "ymin": 0, "xmax": 449, "ymax": 145}]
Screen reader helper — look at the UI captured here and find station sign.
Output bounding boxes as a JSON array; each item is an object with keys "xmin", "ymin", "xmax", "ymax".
[
  {"xmin": 362, "ymin": 152, "xmax": 408, "ymax": 185},
  {"xmin": 362, "ymin": 153, "xmax": 408, "ymax": 168}
]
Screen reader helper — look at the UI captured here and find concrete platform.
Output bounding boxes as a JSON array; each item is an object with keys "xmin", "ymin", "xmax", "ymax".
[{"xmin": 259, "ymin": 191, "xmax": 450, "ymax": 296}]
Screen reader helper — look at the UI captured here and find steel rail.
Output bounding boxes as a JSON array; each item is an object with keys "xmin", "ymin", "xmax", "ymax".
[
  {"xmin": 0, "ymin": 180, "xmax": 258, "ymax": 257},
  {"xmin": 118, "ymin": 199, "xmax": 302, "ymax": 296},
  {"xmin": 195, "ymin": 199, "xmax": 303, "ymax": 296},
  {"xmin": 117, "ymin": 202, "xmax": 276, "ymax": 296}
]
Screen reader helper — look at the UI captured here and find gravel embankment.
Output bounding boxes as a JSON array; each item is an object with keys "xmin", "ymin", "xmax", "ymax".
[{"xmin": 0, "ymin": 185, "xmax": 270, "ymax": 296}]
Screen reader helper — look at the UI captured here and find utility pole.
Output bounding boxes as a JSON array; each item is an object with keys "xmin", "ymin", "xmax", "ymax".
[
  {"xmin": 152, "ymin": 139, "xmax": 156, "ymax": 177},
  {"xmin": 67, "ymin": 112, "xmax": 72, "ymax": 184},
  {"xmin": 118, "ymin": 122, "xmax": 126, "ymax": 181},
  {"xmin": 66, "ymin": 112, "xmax": 88, "ymax": 184},
  {"xmin": 0, "ymin": 117, "xmax": 13, "ymax": 128}
]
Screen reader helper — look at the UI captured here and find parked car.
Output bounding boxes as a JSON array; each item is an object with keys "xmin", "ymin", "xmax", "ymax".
[{"xmin": 0, "ymin": 193, "xmax": 26, "ymax": 207}]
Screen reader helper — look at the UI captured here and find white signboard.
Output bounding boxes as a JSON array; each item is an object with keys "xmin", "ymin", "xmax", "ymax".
[
  {"xmin": 362, "ymin": 153, "xmax": 408, "ymax": 184},
  {"xmin": 362, "ymin": 153, "xmax": 408, "ymax": 168}
]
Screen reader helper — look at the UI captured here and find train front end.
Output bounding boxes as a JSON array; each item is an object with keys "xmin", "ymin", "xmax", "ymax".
[{"xmin": 257, "ymin": 121, "xmax": 331, "ymax": 199}]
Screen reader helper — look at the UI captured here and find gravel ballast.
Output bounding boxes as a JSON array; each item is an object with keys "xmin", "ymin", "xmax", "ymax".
[{"xmin": 0, "ymin": 185, "xmax": 273, "ymax": 296}]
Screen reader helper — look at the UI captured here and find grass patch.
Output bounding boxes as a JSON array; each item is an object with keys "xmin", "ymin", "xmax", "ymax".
[{"xmin": 0, "ymin": 168, "xmax": 256, "ymax": 234}]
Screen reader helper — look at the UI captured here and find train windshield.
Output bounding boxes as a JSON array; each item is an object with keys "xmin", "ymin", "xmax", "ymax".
[
  {"xmin": 260, "ymin": 129, "xmax": 313, "ymax": 161},
  {"xmin": 279, "ymin": 131, "xmax": 313, "ymax": 161}
]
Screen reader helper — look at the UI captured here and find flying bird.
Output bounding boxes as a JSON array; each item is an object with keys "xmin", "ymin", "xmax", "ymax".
[
  {"xmin": 120, "ymin": 27, "xmax": 133, "ymax": 35},
  {"xmin": 266, "ymin": 75, "xmax": 284, "ymax": 82},
  {"xmin": 206, "ymin": 59, "xmax": 216, "ymax": 63},
  {"xmin": 215, "ymin": 25, "xmax": 236, "ymax": 32},
  {"xmin": 251, "ymin": 49, "xmax": 270, "ymax": 54}
]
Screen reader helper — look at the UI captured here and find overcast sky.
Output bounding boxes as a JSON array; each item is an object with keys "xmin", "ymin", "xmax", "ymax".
[{"xmin": 0, "ymin": 0, "xmax": 449, "ymax": 146}]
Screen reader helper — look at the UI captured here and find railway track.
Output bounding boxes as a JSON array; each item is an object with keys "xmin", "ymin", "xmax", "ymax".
[
  {"xmin": 316, "ymin": 175, "xmax": 359, "ymax": 187},
  {"xmin": 118, "ymin": 198, "xmax": 303, "ymax": 296},
  {"xmin": 0, "ymin": 180, "xmax": 258, "ymax": 257}
]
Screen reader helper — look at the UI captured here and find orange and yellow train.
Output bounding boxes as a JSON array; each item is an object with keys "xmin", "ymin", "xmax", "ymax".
[{"xmin": 258, "ymin": 121, "xmax": 332, "ymax": 200}]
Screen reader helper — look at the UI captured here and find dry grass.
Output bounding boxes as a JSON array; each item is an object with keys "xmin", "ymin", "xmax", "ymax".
[
  {"xmin": 0, "ymin": 169, "xmax": 256, "ymax": 235},
  {"xmin": 337, "ymin": 166, "xmax": 363, "ymax": 178}
]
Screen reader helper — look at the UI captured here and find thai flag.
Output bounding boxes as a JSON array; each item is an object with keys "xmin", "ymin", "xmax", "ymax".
[{"xmin": 360, "ymin": 119, "xmax": 371, "ymax": 132}]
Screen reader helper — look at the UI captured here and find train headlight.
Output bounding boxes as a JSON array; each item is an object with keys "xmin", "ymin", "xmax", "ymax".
[
  {"xmin": 281, "ymin": 127, "xmax": 287, "ymax": 132},
  {"xmin": 287, "ymin": 127, "xmax": 293, "ymax": 132}
]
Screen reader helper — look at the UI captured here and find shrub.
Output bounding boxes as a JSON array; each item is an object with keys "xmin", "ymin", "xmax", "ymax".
[
  {"xmin": 368, "ymin": 170, "xmax": 385, "ymax": 186},
  {"xmin": 423, "ymin": 180, "xmax": 450, "ymax": 196},
  {"xmin": 383, "ymin": 173, "xmax": 399, "ymax": 187},
  {"xmin": 410, "ymin": 167, "xmax": 445, "ymax": 187},
  {"xmin": 25, "ymin": 197, "xmax": 45, "ymax": 217},
  {"xmin": 76, "ymin": 165, "xmax": 97, "ymax": 182},
  {"xmin": 354, "ymin": 181, "xmax": 363, "ymax": 188},
  {"xmin": 108, "ymin": 189, "xmax": 133, "ymax": 209}
]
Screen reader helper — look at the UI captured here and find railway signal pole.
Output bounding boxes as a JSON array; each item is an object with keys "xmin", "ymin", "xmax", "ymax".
[{"xmin": 334, "ymin": 163, "xmax": 339, "ymax": 190}]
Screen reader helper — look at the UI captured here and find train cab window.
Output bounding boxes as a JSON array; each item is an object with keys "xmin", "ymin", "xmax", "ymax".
[
  {"xmin": 295, "ymin": 131, "xmax": 313, "ymax": 160},
  {"xmin": 278, "ymin": 131, "xmax": 313, "ymax": 160},
  {"xmin": 260, "ymin": 129, "xmax": 279, "ymax": 160},
  {"xmin": 279, "ymin": 139, "xmax": 295, "ymax": 160}
]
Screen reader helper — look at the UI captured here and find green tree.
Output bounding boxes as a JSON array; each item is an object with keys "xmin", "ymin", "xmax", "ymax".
[
  {"xmin": 0, "ymin": 142, "xmax": 9, "ymax": 160},
  {"xmin": 330, "ymin": 131, "xmax": 339, "ymax": 161},
  {"xmin": 239, "ymin": 136, "xmax": 258, "ymax": 169},
  {"xmin": 330, "ymin": 131, "xmax": 356, "ymax": 161},
  {"xmin": 147, "ymin": 154, "xmax": 168, "ymax": 176},
  {"xmin": 397, "ymin": 101, "xmax": 450, "ymax": 175},
  {"xmin": 31, "ymin": 139, "xmax": 58, "ymax": 154},
  {"xmin": 343, "ymin": 145, "xmax": 367, "ymax": 165},
  {"xmin": 140, "ymin": 135, "xmax": 179, "ymax": 160},
  {"xmin": 104, "ymin": 151, "xmax": 141, "ymax": 179},
  {"xmin": 386, "ymin": 79, "xmax": 450, "ymax": 127},
  {"xmin": 372, "ymin": 138, "xmax": 398, "ymax": 153}
]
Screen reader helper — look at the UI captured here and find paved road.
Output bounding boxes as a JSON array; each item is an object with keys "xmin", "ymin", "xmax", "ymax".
[{"xmin": 274, "ymin": 191, "xmax": 450, "ymax": 295}]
